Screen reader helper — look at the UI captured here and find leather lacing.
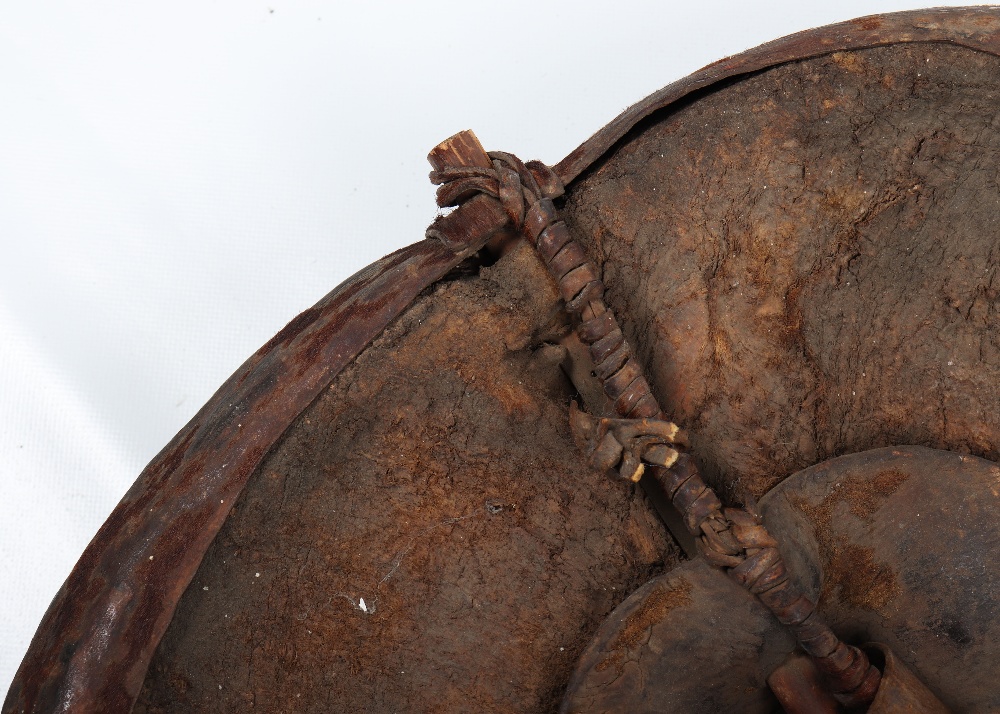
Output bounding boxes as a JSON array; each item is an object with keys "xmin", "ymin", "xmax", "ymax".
[{"xmin": 430, "ymin": 147, "xmax": 881, "ymax": 707}]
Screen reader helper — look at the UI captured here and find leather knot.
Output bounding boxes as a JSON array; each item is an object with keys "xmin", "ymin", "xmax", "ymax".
[
  {"xmin": 429, "ymin": 144, "xmax": 603, "ymax": 318},
  {"xmin": 569, "ymin": 401, "xmax": 684, "ymax": 482},
  {"xmin": 430, "ymin": 152, "xmax": 564, "ymax": 231}
]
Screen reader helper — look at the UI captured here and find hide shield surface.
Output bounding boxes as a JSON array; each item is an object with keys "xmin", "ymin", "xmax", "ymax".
[{"xmin": 7, "ymin": 8, "xmax": 1000, "ymax": 713}]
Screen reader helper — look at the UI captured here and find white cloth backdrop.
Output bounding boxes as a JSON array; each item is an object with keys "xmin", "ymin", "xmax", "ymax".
[{"xmin": 0, "ymin": 0, "xmax": 980, "ymax": 695}]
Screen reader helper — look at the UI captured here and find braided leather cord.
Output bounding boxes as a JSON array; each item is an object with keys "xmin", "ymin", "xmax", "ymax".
[{"xmin": 430, "ymin": 149, "xmax": 881, "ymax": 707}]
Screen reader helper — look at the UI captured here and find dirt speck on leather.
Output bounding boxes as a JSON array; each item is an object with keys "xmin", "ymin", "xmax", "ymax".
[{"xmin": 133, "ymin": 242, "xmax": 677, "ymax": 713}]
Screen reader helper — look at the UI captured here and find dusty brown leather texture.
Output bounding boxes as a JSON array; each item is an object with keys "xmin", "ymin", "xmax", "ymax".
[
  {"xmin": 563, "ymin": 447, "xmax": 995, "ymax": 711},
  {"xmin": 7, "ymin": 7, "xmax": 1000, "ymax": 713}
]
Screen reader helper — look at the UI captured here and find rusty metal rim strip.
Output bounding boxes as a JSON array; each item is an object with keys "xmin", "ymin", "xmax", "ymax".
[{"xmin": 6, "ymin": 6, "xmax": 1000, "ymax": 713}]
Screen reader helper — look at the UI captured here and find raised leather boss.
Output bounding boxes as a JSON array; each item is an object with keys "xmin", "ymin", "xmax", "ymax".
[{"xmin": 6, "ymin": 7, "xmax": 1000, "ymax": 713}]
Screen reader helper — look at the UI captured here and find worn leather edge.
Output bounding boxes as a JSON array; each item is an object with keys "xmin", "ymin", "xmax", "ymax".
[
  {"xmin": 2, "ymin": 239, "xmax": 471, "ymax": 714},
  {"xmin": 555, "ymin": 6, "xmax": 1000, "ymax": 184}
]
